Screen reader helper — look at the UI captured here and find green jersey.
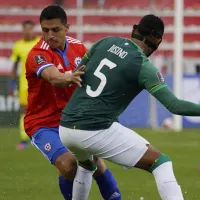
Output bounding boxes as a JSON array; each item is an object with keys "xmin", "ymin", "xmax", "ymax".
[{"xmin": 61, "ymin": 36, "xmax": 167, "ymax": 130}]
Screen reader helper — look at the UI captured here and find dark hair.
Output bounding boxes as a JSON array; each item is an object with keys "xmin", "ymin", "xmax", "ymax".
[
  {"xmin": 134, "ymin": 14, "xmax": 164, "ymax": 39},
  {"xmin": 22, "ymin": 20, "xmax": 35, "ymax": 27},
  {"xmin": 40, "ymin": 5, "xmax": 67, "ymax": 25}
]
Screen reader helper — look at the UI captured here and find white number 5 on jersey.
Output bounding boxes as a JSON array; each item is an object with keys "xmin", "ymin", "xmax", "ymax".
[{"xmin": 86, "ymin": 58, "xmax": 117, "ymax": 97}]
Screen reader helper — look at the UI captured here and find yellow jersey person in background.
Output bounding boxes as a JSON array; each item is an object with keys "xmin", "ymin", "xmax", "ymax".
[{"xmin": 10, "ymin": 20, "xmax": 40, "ymax": 150}]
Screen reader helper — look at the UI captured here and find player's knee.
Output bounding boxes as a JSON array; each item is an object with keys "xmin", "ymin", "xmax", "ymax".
[
  {"xmin": 149, "ymin": 153, "xmax": 171, "ymax": 173},
  {"xmin": 79, "ymin": 159, "xmax": 97, "ymax": 171},
  {"xmin": 93, "ymin": 158, "xmax": 107, "ymax": 176},
  {"xmin": 55, "ymin": 152, "xmax": 77, "ymax": 180},
  {"xmin": 60, "ymin": 159, "xmax": 77, "ymax": 180}
]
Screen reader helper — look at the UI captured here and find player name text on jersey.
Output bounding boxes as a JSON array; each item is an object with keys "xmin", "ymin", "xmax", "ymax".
[{"xmin": 107, "ymin": 44, "xmax": 128, "ymax": 59}]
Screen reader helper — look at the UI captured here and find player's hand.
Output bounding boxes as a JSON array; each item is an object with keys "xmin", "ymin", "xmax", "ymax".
[{"xmin": 69, "ymin": 65, "xmax": 85, "ymax": 87}]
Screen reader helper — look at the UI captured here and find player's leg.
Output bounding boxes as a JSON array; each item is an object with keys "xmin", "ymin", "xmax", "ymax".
[
  {"xmin": 93, "ymin": 158, "xmax": 121, "ymax": 200},
  {"xmin": 62, "ymin": 153, "xmax": 121, "ymax": 200},
  {"xmin": 90, "ymin": 122, "xmax": 183, "ymax": 200},
  {"xmin": 16, "ymin": 85, "xmax": 29, "ymax": 150},
  {"xmin": 93, "ymin": 123, "xmax": 183, "ymax": 200},
  {"xmin": 60, "ymin": 123, "xmax": 184, "ymax": 200},
  {"xmin": 77, "ymin": 158, "xmax": 122, "ymax": 200},
  {"xmin": 60, "ymin": 125, "xmax": 121, "ymax": 200},
  {"xmin": 135, "ymin": 145, "xmax": 184, "ymax": 200},
  {"xmin": 67, "ymin": 147, "xmax": 95, "ymax": 200},
  {"xmin": 55, "ymin": 152, "xmax": 77, "ymax": 200},
  {"xmin": 31, "ymin": 127, "xmax": 77, "ymax": 199},
  {"xmin": 16, "ymin": 105, "xmax": 30, "ymax": 150}
]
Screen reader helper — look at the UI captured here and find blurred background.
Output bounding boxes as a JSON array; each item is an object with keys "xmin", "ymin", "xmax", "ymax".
[
  {"xmin": 0, "ymin": 0, "xmax": 200, "ymax": 128},
  {"xmin": 0, "ymin": 1, "xmax": 200, "ymax": 200}
]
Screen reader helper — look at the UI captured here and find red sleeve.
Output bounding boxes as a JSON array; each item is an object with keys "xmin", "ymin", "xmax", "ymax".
[{"xmin": 26, "ymin": 48, "xmax": 54, "ymax": 77}]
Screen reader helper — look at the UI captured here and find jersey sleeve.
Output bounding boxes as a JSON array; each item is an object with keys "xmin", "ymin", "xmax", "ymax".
[
  {"xmin": 153, "ymin": 86, "xmax": 200, "ymax": 116},
  {"xmin": 138, "ymin": 57, "xmax": 167, "ymax": 94},
  {"xmin": 26, "ymin": 48, "xmax": 54, "ymax": 77},
  {"xmin": 10, "ymin": 42, "xmax": 20, "ymax": 63}
]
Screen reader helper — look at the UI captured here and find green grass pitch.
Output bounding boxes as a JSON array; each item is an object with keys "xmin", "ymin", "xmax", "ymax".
[{"xmin": 0, "ymin": 127, "xmax": 200, "ymax": 200}]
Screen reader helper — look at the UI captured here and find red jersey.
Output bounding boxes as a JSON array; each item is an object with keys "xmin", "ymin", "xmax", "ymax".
[{"xmin": 24, "ymin": 36, "xmax": 87, "ymax": 136}]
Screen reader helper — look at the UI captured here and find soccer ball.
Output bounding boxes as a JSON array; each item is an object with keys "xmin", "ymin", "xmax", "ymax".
[{"xmin": 162, "ymin": 117, "xmax": 173, "ymax": 130}]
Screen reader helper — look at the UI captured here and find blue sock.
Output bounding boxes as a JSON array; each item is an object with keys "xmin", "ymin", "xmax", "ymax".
[
  {"xmin": 94, "ymin": 169, "xmax": 121, "ymax": 200},
  {"xmin": 58, "ymin": 176, "xmax": 73, "ymax": 200}
]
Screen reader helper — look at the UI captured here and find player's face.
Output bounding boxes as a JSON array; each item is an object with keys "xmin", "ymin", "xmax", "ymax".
[
  {"xmin": 41, "ymin": 19, "xmax": 69, "ymax": 51},
  {"xmin": 22, "ymin": 24, "xmax": 35, "ymax": 41}
]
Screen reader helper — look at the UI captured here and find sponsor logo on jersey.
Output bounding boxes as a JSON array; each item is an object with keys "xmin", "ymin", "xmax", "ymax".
[
  {"xmin": 74, "ymin": 57, "xmax": 82, "ymax": 67},
  {"xmin": 44, "ymin": 143, "xmax": 51, "ymax": 151},
  {"xmin": 34, "ymin": 55, "xmax": 46, "ymax": 65},
  {"xmin": 156, "ymin": 72, "xmax": 165, "ymax": 83}
]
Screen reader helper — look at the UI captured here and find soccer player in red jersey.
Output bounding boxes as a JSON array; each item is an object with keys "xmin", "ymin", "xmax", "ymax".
[{"xmin": 24, "ymin": 5, "xmax": 121, "ymax": 200}]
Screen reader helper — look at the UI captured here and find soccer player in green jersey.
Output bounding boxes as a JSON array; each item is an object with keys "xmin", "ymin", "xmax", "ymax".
[{"xmin": 58, "ymin": 15, "xmax": 197, "ymax": 199}]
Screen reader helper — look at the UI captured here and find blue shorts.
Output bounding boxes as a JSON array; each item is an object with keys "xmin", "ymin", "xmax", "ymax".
[{"xmin": 31, "ymin": 127, "xmax": 69, "ymax": 164}]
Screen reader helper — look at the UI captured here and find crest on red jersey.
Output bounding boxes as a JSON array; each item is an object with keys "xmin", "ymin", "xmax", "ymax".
[
  {"xmin": 34, "ymin": 55, "xmax": 46, "ymax": 65},
  {"xmin": 74, "ymin": 57, "xmax": 82, "ymax": 67}
]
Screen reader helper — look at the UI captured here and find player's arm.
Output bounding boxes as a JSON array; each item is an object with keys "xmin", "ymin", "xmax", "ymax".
[
  {"xmin": 27, "ymin": 50, "xmax": 84, "ymax": 88},
  {"xmin": 138, "ymin": 58, "xmax": 200, "ymax": 116},
  {"xmin": 152, "ymin": 87, "xmax": 200, "ymax": 116},
  {"xmin": 9, "ymin": 42, "xmax": 20, "ymax": 95},
  {"xmin": 10, "ymin": 42, "xmax": 20, "ymax": 80},
  {"xmin": 11, "ymin": 58, "xmax": 19, "ymax": 80},
  {"xmin": 41, "ymin": 65, "xmax": 85, "ymax": 87}
]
